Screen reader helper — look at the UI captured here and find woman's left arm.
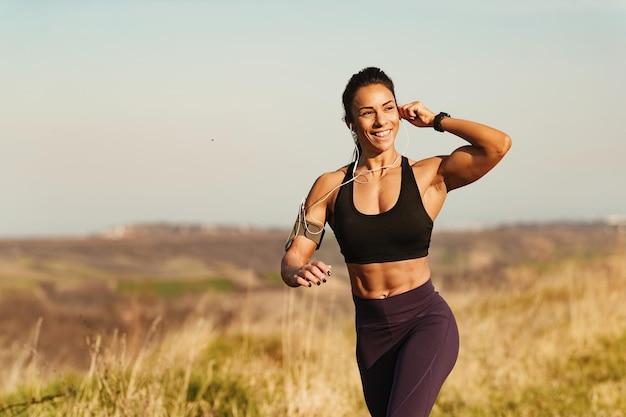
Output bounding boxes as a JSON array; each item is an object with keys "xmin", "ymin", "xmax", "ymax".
[
  {"xmin": 398, "ymin": 102, "xmax": 512, "ymax": 192},
  {"xmin": 436, "ymin": 116, "xmax": 512, "ymax": 191}
]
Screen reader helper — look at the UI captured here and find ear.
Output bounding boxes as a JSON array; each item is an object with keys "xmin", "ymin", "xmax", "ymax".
[{"xmin": 343, "ymin": 116, "xmax": 353, "ymax": 131}]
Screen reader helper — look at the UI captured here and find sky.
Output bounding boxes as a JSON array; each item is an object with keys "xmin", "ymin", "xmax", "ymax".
[{"xmin": 1, "ymin": 0, "xmax": 625, "ymax": 237}]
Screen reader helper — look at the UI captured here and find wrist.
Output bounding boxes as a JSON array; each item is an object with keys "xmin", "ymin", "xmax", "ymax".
[{"xmin": 433, "ymin": 112, "xmax": 450, "ymax": 132}]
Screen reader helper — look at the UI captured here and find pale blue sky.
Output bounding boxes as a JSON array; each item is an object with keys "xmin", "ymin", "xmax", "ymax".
[{"xmin": 1, "ymin": 0, "xmax": 625, "ymax": 237}]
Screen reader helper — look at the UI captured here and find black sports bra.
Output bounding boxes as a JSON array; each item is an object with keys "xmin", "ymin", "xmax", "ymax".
[{"xmin": 330, "ymin": 156, "xmax": 433, "ymax": 264}]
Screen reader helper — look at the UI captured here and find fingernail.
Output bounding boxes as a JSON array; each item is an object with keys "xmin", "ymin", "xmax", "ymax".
[
  {"xmin": 317, "ymin": 282, "xmax": 321, "ymax": 286},
  {"xmin": 322, "ymin": 278, "xmax": 327, "ymax": 283},
  {"xmin": 327, "ymin": 271, "xmax": 332, "ymax": 276},
  {"xmin": 308, "ymin": 283, "xmax": 312, "ymax": 287}
]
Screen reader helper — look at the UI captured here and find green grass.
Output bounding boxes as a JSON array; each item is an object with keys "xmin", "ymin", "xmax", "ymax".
[
  {"xmin": 433, "ymin": 331, "xmax": 626, "ymax": 417},
  {"xmin": 0, "ymin": 278, "xmax": 37, "ymax": 291},
  {"xmin": 264, "ymin": 271, "xmax": 284, "ymax": 286},
  {"xmin": 5, "ymin": 310, "xmax": 625, "ymax": 417},
  {"xmin": 0, "ymin": 331, "xmax": 287, "ymax": 417},
  {"xmin": 116, "ymin": 277, "xmax": 237, "ymax": 297},
  {"xmin": 18, "ymin": 257, "xmax": 110, "ymax": 281},
  {"xmin": 2, "ymin": 251, "xmax": 625, "ymax": 417}
]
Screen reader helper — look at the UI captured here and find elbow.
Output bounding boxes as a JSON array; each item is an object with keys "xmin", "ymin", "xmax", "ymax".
[
  {"xmin": 502, "ymin": 133, "xmax": 512, "ymax": 154},
  {"xmin": 496, "ymin": 133, "xmax": 512, "ymax": 158}
]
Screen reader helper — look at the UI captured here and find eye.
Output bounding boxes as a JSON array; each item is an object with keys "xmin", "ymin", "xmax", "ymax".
[
  {"xmin": 385, "ymin": 105, "xmax": 396, "ymax": 111},
  {"xmin": 360, "ymin": 110, "xmax": 374, "ymax": 117}
]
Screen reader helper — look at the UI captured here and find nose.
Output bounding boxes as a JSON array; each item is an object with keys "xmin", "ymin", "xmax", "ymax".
[{"xmin": 374, "ymin": 111, "xmax": 388, "ymax": 127}]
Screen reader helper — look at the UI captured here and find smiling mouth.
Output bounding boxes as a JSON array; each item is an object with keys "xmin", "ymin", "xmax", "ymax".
[{"xmin": 373, "ymin": 129, "xmax": 392, "ymax": 138}]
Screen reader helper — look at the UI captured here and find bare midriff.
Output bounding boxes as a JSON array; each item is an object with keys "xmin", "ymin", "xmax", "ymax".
[{"xmin": 348, "ymin": 257, "xmax": 431, "ymax": 299}]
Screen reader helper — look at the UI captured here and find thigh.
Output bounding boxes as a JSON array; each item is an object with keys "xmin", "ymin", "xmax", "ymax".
[
  {"xmin": 357, "ymin": 340, "xmax": 399, "ymax": 417},
  {"xmin": 387, "ymin": 310, "xmax": 459, "ymax": 417}
]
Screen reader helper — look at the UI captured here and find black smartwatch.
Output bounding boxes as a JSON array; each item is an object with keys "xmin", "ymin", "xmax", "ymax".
[{"xmin": 433, "ymin": 112, "xmax": 450, "ymax": 132}]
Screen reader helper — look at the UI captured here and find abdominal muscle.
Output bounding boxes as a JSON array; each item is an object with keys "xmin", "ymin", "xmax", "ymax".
[{"xmin": 348, "ymin": 257, "xmax": 431, "ymax": 299}]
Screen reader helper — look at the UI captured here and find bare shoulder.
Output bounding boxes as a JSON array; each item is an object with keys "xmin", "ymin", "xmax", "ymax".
[
  {"xmin": 316, "ymin": 164, "xmax": 349, "ymax": 183},
  {"xmin": 306, "ymin": 165, "xmax": 350, "ymax": 207},
  {"xmin": 408, "ymin": 156, "xmax": 447, "ymax": 192},
  {"xmin": 408, "ymin": 156, "xmax": 445, "ymax": 176}
]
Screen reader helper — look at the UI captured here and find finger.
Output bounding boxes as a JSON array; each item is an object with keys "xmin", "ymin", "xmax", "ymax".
[
  {"xmin": 293, "ymin": 275, "xmax": 312, "ymax": 287},
  {"xmin": 399, "ymin": 106, "xmax": 418, "ymax": 121},
  {"xmin": 310, "ymin": 262, "xmax": 332, "ymax": 281},
  {"xmin": 399, "ymin": 107, "xmax": 413, "ymax": 120},
  {"xmin": 302, "ymin": 269, "xmax": 323, "ymax": 286}
]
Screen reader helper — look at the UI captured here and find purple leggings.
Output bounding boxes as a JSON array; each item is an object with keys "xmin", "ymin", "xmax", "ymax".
[{"xmin": 353, "ymin": 279, "xmax": 459, "ymax": 417}]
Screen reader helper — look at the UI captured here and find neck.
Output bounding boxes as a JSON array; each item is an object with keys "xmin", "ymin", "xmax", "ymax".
[{"xmin": 355, "ymin": 151, "xmax": 401, "ymax": 179}]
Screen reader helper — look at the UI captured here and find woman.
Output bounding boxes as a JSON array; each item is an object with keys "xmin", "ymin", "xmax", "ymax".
[{"xmin": 281, "ymin": 67, "xmax": 511, "ymax": 417}]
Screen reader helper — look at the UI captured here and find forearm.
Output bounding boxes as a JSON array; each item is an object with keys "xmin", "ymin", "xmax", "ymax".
[
  {"xmin": 281, "ymin": 252, "xmax": 304, "ymax": 287},
  {"xmin": 281, "ymin": 238, "xmax": 332, "ymax": 288}
]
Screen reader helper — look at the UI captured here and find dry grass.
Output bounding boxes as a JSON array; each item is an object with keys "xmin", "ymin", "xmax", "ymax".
[
  {"xmin": 1, "ymin": 285, "xmax": 366, "ymax": 416},
  {"xmin": 1, "ymin": 227, "xmax": 625, "ymax": 416},
  {"xmin": 435, "ymin": 252, "xmax": 626, "ymax": 416}
]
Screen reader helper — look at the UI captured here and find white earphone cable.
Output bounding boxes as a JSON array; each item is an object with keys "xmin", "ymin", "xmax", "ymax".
[{"xmin": 298, "ymin": 120, "xmax": 412, "ymax": 235}]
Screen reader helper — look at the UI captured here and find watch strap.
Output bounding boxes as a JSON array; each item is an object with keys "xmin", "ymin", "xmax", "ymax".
[{"xmin": 434, "ymin": 112, "xmax": 450, "ymax": 132}]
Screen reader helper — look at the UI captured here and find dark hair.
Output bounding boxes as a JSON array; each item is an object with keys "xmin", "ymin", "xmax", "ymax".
[{"xmin": 342, "ymin": 67, "xmax": 396, "ymax": 124}]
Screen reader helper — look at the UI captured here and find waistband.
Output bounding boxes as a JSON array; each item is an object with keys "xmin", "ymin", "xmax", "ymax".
[{"xmin": 352, "ymin": 279, "xmax": 436, "ymax": 319}]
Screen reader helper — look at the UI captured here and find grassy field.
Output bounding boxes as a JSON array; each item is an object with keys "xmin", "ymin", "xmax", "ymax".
[{"xmin": 0, "ymin": 224, "xmax": 624, "ymax": 416}]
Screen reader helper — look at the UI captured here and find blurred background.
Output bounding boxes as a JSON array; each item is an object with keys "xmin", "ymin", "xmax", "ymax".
[{"xmin": 1, "ymin": 2, "xmax": 625, "ymax": 416}]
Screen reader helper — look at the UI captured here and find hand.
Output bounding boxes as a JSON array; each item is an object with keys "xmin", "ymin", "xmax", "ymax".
[
  {"xmin": 291, "ymin": 261, "xmax": 332, "ymax": 288},
  {"xmin": 398, "ymin": 101, "xmax": 437, "ymax": 128}
]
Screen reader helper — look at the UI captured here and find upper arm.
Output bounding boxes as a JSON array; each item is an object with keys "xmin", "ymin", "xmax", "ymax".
[
  {"xmin": 439, "ymin": 137, "xmax": 511, "ymax": 191},
  {"xmin": 438, "ymin": 145, "xmax": 488, "ymax": 191},
  {"xmin": 434, "ymin": 118, "xmax": 512, "ymax": 191},
  {"xmin": 284, "ymin": 169, "xmax": 344, "ymax": 258},
  {"xmin": 302, "ymin": 174, "xmax": 334, "ymax": 227}
]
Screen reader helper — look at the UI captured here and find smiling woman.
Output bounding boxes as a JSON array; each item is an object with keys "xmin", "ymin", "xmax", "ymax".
[{"xmin": 281, "ymin": 67, "xmax": 511, "ymax": 416}]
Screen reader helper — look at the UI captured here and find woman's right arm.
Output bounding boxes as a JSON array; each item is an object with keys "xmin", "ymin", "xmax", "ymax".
[
  {"xmin": 281, "ymin": 237, "xmax": 331, "ymax": 287},
  {"xmin": 280, "ymin": 172, "xmax": 338, "ymax": 288}
]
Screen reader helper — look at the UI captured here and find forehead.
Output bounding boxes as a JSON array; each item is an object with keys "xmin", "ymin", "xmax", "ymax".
[{"xmin": 352, "ymin": 84, "xmax": 395, "ymax": 109}]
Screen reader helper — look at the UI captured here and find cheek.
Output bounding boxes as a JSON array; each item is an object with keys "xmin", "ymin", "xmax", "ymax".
[{"xmin": 357, "ymin": 118, "xmax": 373, "ymax": 131}]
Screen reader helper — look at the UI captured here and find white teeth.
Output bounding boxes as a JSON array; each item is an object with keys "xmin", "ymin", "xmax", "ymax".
[{"xmin": 374, "ymin": 130, "xmax": 391, "ymax": 137}]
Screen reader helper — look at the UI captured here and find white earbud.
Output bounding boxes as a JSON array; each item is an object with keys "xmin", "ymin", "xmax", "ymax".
[{"xmin": 349, "ymin": 123, "xmax": 358, "ymax": 142}]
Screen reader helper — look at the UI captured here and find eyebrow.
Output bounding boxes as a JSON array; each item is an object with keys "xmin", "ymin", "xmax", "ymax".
[{"xmin": 358, "ymin": 100, "xmax": 395, "ymax": 111}]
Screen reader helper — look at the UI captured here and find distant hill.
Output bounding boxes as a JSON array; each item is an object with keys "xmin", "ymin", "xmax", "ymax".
[
  {"xmin": 0, "ymin": 221, "xmax": 623, "ymax": 372},
  {"xmin": 2, "ymin": 220, "xmax": 622, "ymax": 290}
]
